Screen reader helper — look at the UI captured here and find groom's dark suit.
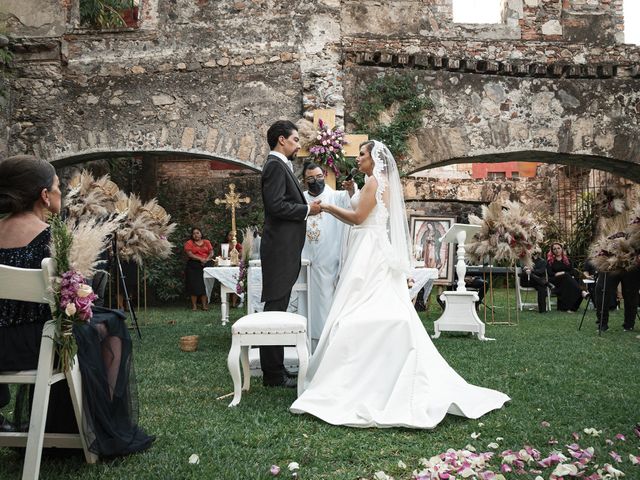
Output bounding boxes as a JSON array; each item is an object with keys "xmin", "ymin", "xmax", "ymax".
[{"xmin": 260, "ymin": 154, "xmax": 308, "ymax": 383}]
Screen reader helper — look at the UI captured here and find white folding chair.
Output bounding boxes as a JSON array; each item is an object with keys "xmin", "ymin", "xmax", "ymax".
[
  {"xmin": 515, "ymin": 266, "xmax": 552, "ymax": 312},
  {"xmin": 0, "ymin": 258, "xmax": 97, "ymax": 480}
]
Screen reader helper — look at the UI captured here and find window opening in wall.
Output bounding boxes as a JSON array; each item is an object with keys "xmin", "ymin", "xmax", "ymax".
[
  {"xmin": 80, "ymin": 0, "xmax": 140, "ymax": 29},
  {"xmin": 452, "ymin": 0, "xmax": 502, "ymax": 24},
  {"xmin": 487, "ymin": 172, "xmax": 506, "ymax": 180},
  {"xmin": 623, "ymin": 0, "xmax": 640, "ymax": 45}
]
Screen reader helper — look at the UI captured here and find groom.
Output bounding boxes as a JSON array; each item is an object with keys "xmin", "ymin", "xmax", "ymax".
[{"xmin": 260, "ymin": 120, "xmax": 321, "ymax": 388}]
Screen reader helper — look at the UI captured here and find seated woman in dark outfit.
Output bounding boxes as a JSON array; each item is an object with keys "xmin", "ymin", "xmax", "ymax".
[
  {"xmin": 0, "ymin": 155, "xmax": 153, "ymax": 456},
  {"xmin": 546, "ymin": 242, "xmax": 588, "ymax": 312}
]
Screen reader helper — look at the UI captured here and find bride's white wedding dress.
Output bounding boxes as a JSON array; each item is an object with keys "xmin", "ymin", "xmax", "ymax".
[{"xmin": 290, "ymin": 188, "xmax": 510, "ymax": 429}]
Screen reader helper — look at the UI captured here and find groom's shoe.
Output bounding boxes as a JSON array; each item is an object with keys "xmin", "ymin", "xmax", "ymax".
[{"xmin": 263, "ymin": 376, "xmax": 297, "ymax": 388}]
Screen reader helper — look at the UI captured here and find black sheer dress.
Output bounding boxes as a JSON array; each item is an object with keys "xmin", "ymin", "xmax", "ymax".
[
  {"xmin": 0, "ymin": 227, "xmax": 154, "ymax": 457},
  {"xmin": 547, "ymin": 258, "xmax": 583, "ymax": 312}
]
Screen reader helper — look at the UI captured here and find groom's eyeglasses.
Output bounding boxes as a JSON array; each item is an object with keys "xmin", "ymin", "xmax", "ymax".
[{"xmin": 305, "ymin": 174, "xmax": 324, "ymax": 183}]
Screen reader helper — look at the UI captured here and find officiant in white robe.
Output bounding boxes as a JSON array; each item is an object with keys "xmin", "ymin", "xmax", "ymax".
[{"xmin": 302, "ymin": 162, "xmax": 355, "ymax": 351}]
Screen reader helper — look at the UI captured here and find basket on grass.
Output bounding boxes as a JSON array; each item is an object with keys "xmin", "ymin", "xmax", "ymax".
[{"xmin": 179, "ymin": 335, "xmax": 199, "ymax": 352}]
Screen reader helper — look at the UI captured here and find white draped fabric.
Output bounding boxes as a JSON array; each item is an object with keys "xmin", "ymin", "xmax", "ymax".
[
  {"xmin": 290, "ymin": 187, "xmax": 510, "ymax": 429},
  {"xmin": 302, "ymin": 186, "xmax": 351, "ymax": 346}
]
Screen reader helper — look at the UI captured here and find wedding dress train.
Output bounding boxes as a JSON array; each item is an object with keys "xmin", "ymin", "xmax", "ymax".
[{"xmin": 290, "ymin": 190, "xmax": 510, "ymax": 429}]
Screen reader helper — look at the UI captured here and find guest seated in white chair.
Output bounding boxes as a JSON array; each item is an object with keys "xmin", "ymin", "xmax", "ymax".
[
  {"xmin": 519, "ymin": 252, "xmax": 550, "ymax": 313},
  {"xmin": 0, "ymin": 155, "xmax": 154, "ymax": 456}
]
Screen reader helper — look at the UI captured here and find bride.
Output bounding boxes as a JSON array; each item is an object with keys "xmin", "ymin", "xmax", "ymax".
[{"xmin": 290, "ymin": 140, "xmax": 510, "ymax": 428}]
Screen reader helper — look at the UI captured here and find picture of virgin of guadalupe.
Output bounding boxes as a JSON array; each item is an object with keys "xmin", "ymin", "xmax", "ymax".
[{"xmin": 414, "ymin": 220, "xmax": 449, "ymax": 279}]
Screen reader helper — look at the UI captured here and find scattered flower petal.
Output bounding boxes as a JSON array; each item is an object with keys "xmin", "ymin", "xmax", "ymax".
[
  {"xmin": 615, "ymin": 433, "xmax": 626, "ymax": 441},
  {"xmin": 488, "ymin": 442, "xmax": 500, "ymax": 449},
  {"xmin": 288, "ymin": 462, "xmax": 299, "ymax": 471},
  {"xmin": 398, "ymin": 460, "xmax": 406, "ymax": 469},
  {"xmin": 270, "ymin": 465, "xmax": 281, "ymax": 476},
  {"xmin": 373, "ymin": 471, "xmax": 391, "ymax": 480},
  {"xmin": 541, "ymin": 421, "xmax": 551, "ymax": 428},
  {"xmin": 188, "ymin": 454, "xmax": 200, "ymax": 465},
  {"xmin": 610, "ymin": 451, "xmax": 622, "ymax": 462},
  {"xmin": 603, "ymin": 463, "xmax": 625, "ymax": 478},
  {"xmin": 584, "ymin": 427, "xmax": 602, "ymax": 437},
  {"xmin": 471, "ymin": 432, "xmax": 481, "ymax": 439}
]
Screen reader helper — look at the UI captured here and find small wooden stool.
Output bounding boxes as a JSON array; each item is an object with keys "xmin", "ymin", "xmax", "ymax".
[{"xmin": 227, "ymin": 311, "xmax": 309, "ymax": 407}]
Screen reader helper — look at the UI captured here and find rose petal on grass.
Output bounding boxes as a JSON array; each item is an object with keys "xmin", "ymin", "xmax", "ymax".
[
  {"xmin": 584, "ymin": 427, "xmax": 602, "ymax": 437},
  {"xmin": 572, "ymin": 432, "xmax": 581, "ymax": 441},
  {"xmin": 373, "ymin": 471, "xmax": 391, "ymax": 480},
  {"xmin": 288, "ymin": 462, "xmax": 299, "ymax": 471},
  {"xmin": 488, "ymin": 442, "xmax": 500, "ymax": 449},
  {"xmin": 397, "ymin": 460, "xmax": 407, "ymax": 469},
  {"xmin": 471, "ymin": 432, "xmax": 481, "ymax": 439},
  {"xmin": 270, "ymin": 465, "xmax": 281, "ymax": 476},
  {"xmin": 541, "ymin": 421, "xmax": 551, "ymax": 428},
  {"xmin": 615, "ymin": 433, "xmax": 626, "ymax": 441},
  {"xmin": 552, "ymin": 463, "xmax": 578, "ymax": 476},
  {"xmin": 610, "ymin": 451, "xmax": 622, "ymax": 462},
  {"xmin": 188, "ymin": 454, "xmax": 200, "ymax": 465},
  {"xmin": 603, "ymin": 463, "xmax": 625, "ymax": 478},
  {"xmin": 629, "ymin": 454, "xmax": 640, "ymax": 465}
]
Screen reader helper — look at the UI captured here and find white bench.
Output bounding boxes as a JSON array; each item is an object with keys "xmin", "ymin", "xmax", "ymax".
[{"xmin": 226, "ymin": 312, "xmax": 309, "ymax": 407}]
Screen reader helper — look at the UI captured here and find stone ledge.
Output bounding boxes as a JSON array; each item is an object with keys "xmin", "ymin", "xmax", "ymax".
[{"xmin": 349, "ymin": 51, "xmax": 637, "ymax": 79}]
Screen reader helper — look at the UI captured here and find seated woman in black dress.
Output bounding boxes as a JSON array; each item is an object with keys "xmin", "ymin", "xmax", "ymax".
[
  {"xmin": 546, "ymin": 242, "xmax": 588, "ymax": 312},
  {"xmin": 0, "ymin": 155, "xmax": 153, "ymax": 456}
]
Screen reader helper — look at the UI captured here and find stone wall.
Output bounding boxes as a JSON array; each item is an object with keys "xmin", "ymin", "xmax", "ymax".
[{"xmin": 2, "ymin": 0, "xmax": 639, "ymax": 180}]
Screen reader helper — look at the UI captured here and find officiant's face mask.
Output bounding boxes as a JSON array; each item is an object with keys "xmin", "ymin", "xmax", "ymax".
[{"xmin": 305, "ymin": 169, "xmax": 325, "ymax": 196}]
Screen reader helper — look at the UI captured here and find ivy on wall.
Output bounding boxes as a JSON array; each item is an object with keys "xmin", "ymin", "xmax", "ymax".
[
  {"xmin": 0, "ymin": 32, "xmax": 13, "ymax": 107},
  {"xmin": 351, "ymin": 73, "xmax": 433, "ymax": 160},
  {"xmin": 80, "ymin": 0, "xmax": 132, "ymax": 29}
]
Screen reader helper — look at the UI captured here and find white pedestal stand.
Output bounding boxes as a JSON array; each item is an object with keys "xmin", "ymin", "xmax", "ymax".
[{"xmin": 432, "ymin": 224, "xmax": 494, "ymax": 341}]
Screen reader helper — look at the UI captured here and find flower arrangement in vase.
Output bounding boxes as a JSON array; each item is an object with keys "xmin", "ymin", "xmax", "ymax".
[{"xmin": 308, "ymin": 119, "xmax": 348, "ymax": 177}]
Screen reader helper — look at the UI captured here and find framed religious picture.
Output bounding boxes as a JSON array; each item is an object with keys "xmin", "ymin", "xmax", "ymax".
[{"xmin": 410, "ymin": 215, "xmax": 456, "ymax": 285}]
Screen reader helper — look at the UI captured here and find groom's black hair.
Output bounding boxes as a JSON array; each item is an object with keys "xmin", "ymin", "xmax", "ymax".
[{"xmin": 267, "ymin": 120, "xmax": 297, "ymax": 150}]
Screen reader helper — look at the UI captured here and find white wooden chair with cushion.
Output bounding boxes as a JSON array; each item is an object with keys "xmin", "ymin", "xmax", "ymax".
[
  {"xmin": 0, "ymin": 258, "xmax": 97, "ymax": 480},
  {"xmin": 515, "ymin": 266, "xmax": 552, "ymax": 312}
]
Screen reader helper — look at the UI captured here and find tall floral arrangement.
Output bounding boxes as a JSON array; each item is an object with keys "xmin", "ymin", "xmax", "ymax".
[
  {"xmin": 590, "ymin": 203, "xmax": 640, "ymax": 273},
  {"xmin": 49, "ymin": 215, "xmax": 101, "ymax": 371},
  {"xmin": 466, "ymin": 200, "xmax": 544, "ymax": 267},
  {"xmin": 308, "ymin": 119, "xmax": 348, "ymax": 176},
  {"xmin": 65, "ymin": 170, "xmax": 176, "ymax": 266},
  {"xmin": 235, "ymin": 226, "xmax": 257, "ymax": 296}
]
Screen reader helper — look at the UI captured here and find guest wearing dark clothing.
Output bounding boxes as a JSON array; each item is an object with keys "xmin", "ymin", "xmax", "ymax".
[
  {"xmin": 0, "ymin": 155, "xmax": 154, "ymax": 456},
  {"xmin": 594, "ymin": 268, "xmax": 640, "ymax": 331},
  {"xmin": 519, "ymin": 254, "xmax": 549, "ymax": 313},
  {"xmin": 546, "ymin": 242, "xmax": 587, "ymax": 312}
]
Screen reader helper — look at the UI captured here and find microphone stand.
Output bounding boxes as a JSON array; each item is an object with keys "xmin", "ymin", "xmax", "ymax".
[{"xmin": 112, "ymin": 235, "xmax": 142, "ymax": 340}]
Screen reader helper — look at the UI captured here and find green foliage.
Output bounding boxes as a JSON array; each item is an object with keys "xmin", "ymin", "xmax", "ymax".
[
  {"xmin": 144, "ymin": 224, "xmax": 190, "ymax": 303},
  {"xmin": 2, "ymin": 294, "xmax": 638, "ymax": 479},
  {"xmin": 566, "ymin": 192, "xmax": 598, "ymax": 269},
  {"xmin": 79, "ymin": 0, "xmax": 131, "ymax": 29},
  {"xmin": 49, "ymin": 214, "xmax": 72, "ymax": 273},
  {"xmin": 143, "ymin": 179, "xmax": 265, "ymax": 304},
  {"xmin": 351, "ymin": 74, "xmax": 433, "ymax": 159}
]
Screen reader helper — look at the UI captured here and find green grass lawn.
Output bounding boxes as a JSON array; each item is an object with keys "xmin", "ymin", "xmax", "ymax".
[{"xmin": 1, "ymin": 290, "xmax": 639, "ymax": 479}]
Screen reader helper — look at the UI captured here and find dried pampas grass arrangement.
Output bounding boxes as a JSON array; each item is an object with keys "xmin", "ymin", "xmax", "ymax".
[
  {"xmin": 466, "ymin": 200, "xmax": 544, "ymax": 267},
  {"xmin": 116, "ymin": 194, "xmax": 176, "ymax": 265},
  {"xmin": 62, "ymin": 170, "xmax": 176, "ymax": 268},
  {"xmin": 590, "ymin": 204, "xmax": 640, "ymax": 273},
  {"xmin": 65, "ymin": 170, "xmax": 124, "ymax": 223}
]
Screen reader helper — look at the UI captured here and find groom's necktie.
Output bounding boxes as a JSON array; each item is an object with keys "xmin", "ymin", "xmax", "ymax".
[{"xmin": 285, "ymin": 159, "xmax": 294, "ymax": 172}]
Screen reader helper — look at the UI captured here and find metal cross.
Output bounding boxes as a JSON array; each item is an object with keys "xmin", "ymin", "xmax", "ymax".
[{"xmin": 214, "ymin": 183, "xmax": 251, "ymax": 241}]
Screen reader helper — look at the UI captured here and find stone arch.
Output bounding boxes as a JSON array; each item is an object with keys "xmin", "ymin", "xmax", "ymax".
[
  {"xmin": 48, "ymin": 147, "xmax": 262, "ymax": 172},
  {"xmin": 407, "ymin": 150, "xmax": 640, "ymax": 183}
]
